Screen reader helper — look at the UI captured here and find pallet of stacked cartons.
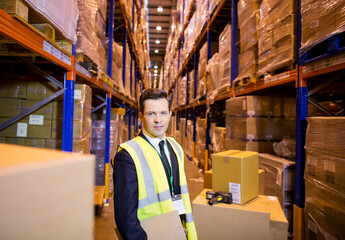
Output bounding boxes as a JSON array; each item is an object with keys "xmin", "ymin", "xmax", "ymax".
[
  {"xmin": 234, "ymin": 0, "xmax": 261, "ymax": 87},
  {"xmin": 210, "ymin": 123, "xmax": 226, "ymax": 154},
  {"xmin": 219, "ymin": 24, "xmax": 231, "ymax": 89},
  {"xmin": 186, "ymin": 120, "xmax": 193, "ymax": 158},
  {"xmin": 258, "ymin": 0, "xmax": 296, "ymax": 76},
  {"xmin": 225, "ymin": 96, "xmax": 296, "ymax": 153},
  {"xmin": 110, "ymin": 41, "xmax": 125, "ymax": 93},
  {"xmin": 301, "ymin": 0, "xmax": 345, "ymax": 56},
  {"xmin": 76, "ymin": 0, "xmax": 107, "ymax": 75},
  {"xmin": 304, "ymin": 117, "xmax": 345, "ymax": 239},
  {"xmin": 195, "ymin": 117, "xmax": 206, "ymax": 168}
]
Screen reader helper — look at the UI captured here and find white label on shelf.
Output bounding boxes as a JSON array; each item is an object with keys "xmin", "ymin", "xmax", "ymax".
[
  {"xmin": 266, "ymin": 111, "xmax": 273, "ymax": 116},
  {"xmin": 332, "ymin": 53, "xmax": 345, "ymax": 66},
  {"xmin": 310, "ymin": 20, "xmax": 319, "ymax": 28},
  {"xmin": 76, "ymin": 63, "xmax": 91, "ymax": 79},
  {"xmin": 324, "ymin": 161, "xmax": 336, "ymax": 173},
  {"xmin": 268, "ymin": 196, "xmax": 277, "ymax": 201},
  {"xmin": 247, "ymin": 134, "xmax": 254, "ymax": 139},
  {"xmin": 17, "ymin": 122, "xmax": 27, "ymax": 137},
  {"xmin": 29, "ymin": 115, "xmax": 44, "ymax": 125},
  {"xmin": 74, "ymin": 89, "xmax": 82, "ymax": 100},
  {"xmin": 103, "ymin": 83, "xmax": 110, "ymax": 91},
  {"xmin": 266, "ymin": 135, "xmax": 273, "ymax": 139},
  {"xmin": 248, "ymin": 110, "xmax": 255, "ymax": 116},
  {"xmin": 243, "ymin": 100, "xmax": 247, "ymax": 110},
  {"xmin": 43, "ymin": 41, "xmax": 71, "ymax": 66},
  {"xmin": 229, "ymin": 182, "xmax": 241, "ymax": 204}
]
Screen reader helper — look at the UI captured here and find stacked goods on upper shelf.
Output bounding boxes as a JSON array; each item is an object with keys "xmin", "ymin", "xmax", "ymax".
[
  {"xmin": 197, "ymin": 43, "xmax": 208, "ymax": 99},
  {"xmin": 304, "ymin": 117, "xmax": 345, "ymax": 239},
  {"xmin": 188, "ymin": 69, "xmax": 195, "ymax": 103},
  {"xmin": 110, "ymin": 41, "xmax": 124, "ymax": 93},
  {"xmin": 76, "ymin": 0, "xmax": 107, "ymax": 74},
  {"xmin": 179, "ymin": 118, "xmax": 186, "ymax": 149},
  {"xmin": 225, "ymin": 96, "xmax": 296, "ymax": 153},
  {"xmin": 301, "ymin": 0, "xmax": 345, "ymax": 54},
  {"xmin": 179, "ymin": 76, "xmax": 188, "ymax": 106},
  {"xmin": 236, "ymin": 0, "xmax": 260, "ymax": 81},
  {"xmin": 218, "ymin": 24, "xmax": 231, "ymax": 88},
  {"xmin": 206, "ymin": 53, "xmax": 219, "ymax": 95},
  {"xmin": 0, "ymin": 81, "xmax": 92, "ymax": 154},
  {"xmin": 259, "ymin": 153, "xmax": 295, "ymax": 236},
  {"xmin": 258, "ymin": 0, "xmax": 296, "ymax": 75}
]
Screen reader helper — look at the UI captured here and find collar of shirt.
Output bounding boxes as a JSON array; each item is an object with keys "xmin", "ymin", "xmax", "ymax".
[{"xmin": 142, "ymin": 131, "xmax": 171, "ymax": 165}]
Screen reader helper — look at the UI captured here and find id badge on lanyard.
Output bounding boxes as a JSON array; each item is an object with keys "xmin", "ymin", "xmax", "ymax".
[{"xmin": 172, "ymin": 194, "xmax": 186, "ymax": 215}]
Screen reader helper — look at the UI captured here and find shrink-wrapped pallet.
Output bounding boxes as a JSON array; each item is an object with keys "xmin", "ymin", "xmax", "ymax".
[
  {"xmin": 219, "ymin": 24, "xmax": 231, "ymax": 88},
  {"xmin": 186, "ymin": 120, "xmax": 193, "ymax": 157},
  {"xmin": 206, "ymin": 53, "xmax": 219, "ymax": 93},
  {"xmin": 195, "ymin": 118, "xmax": 206, "ymax": 168},
  {"xmin": 258, "ymin": 0, "xmax": 296, "ymax": 75},
  {"xmin": 301, "ymin": 0, "xmax": 345, "ymax": 54},
  {"xmin": 210, "ymin": 124, "xmax": 226, "ymax": 154},
  {"xmin": 259, "ymin": 153, "xmax": 295, "ymax": 233}
]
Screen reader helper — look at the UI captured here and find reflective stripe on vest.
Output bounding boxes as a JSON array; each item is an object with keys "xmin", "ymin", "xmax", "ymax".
[{"xmin": 124, "ymin": 140, "xmax": 171, "ymax": 208}]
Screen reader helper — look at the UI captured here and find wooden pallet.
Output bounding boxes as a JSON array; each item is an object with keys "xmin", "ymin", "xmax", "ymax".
[{"xmin": 233, "ymin": 75, "xmax": 258, "ymax": 89}]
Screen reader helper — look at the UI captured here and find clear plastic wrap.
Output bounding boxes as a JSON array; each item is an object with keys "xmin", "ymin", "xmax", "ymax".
[
  {"xmin": 179, "ymin": 76, "xmax": 187, "ymax": 106},
  {"xmin": 206, "ymin": 53, "xmax": 219, "ymax": 92},
  {"xmin": 301, "ymin": 0, "xmax": 345, "ymax": 54},
  {"xmin": 209, "ymin": 0, "xmax": 221, "ymax": 17},
  {"xmin": 237, "ymin": 48, "xmax": 258, "ymax": 79},
  {"xmin": 24, "ymin": 0, "xmax": 78, "ymax": 43},
  {"xmin": 179, "ymin": 118, "xmax": 186, "ymax": 148},
  {"xmin": 186, "ymin": 120, "xmax": 193, "ymax": 157},
  {"xmin": 259, "ymin": 153, "xmax": 295, "ymax": 233},
  {"xmin": 219, "ymin": 24, "xmax": 231, "ymax": 86},
  {"xmin": 189, "ymin": 69, "xmax": 195, "ymax": 103},
  {"xmin": 240, "ymin": 13, "xmax": 260, "ymax": 53},
  {"xmin": 273, "ymin": 138, "xmax": 296, "ymax": 159},
  {"xmin": 210, "ymin": 124, "xmax": 226, "ymax": 154}
]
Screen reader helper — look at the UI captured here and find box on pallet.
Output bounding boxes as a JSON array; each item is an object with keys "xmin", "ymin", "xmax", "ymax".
[
  {"xmin": 212, "ymin": 150, "xmax": 259, "ymax": 204},
  {"xmin": 193, "ymin": 189, "xmax": 288, "ymax": 240}
]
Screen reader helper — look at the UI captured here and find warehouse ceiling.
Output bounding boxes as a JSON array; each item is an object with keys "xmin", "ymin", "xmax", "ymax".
[{"xmin": 147, "ymin": 0, "xmax": 175, "ymax": 86}]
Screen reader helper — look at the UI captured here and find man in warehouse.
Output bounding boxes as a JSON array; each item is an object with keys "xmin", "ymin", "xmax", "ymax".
[{"xmin": 112, "ymin": 88, "xmax": 197, "ymax": 240}]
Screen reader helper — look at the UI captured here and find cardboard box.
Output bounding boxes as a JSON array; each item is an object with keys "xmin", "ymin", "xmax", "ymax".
[
  {"xmin": 204, "ymin": 170, "xmax": 213, "ymax": 189},
  {"xmin": 26, "ymin": 81, "xmax": 47, "ymax": 100},
  {"xmin": 204, "ymin": 168, "xmax": 264, "ymax": 194},
  {"xmin": 0, "ymin": 143, "xmax": 95, "ymax": 240},
  {"xmin": 212, "ymin": 150, "xmax": 259, "ymax": 204},
  {"xmin": 0, "ymin": 118, "xmax": 21, "ymax": 138},
  {"xmin": 259, "ymin": 168, "xmax": 265, "ymax": 195},
  {"xmin": 0, "ymin": 98, "xmax": 21, "ymax": 117},
  {"xmin": 21, "ymin": 100, "xmax": 53, "ymax": 120},
  {"xmin": 193, "ymin": 189, "xmax": 288, "ymax": 240},
  {"xmin": 0, "ymin": 81, "xmax": 27, "ymax": 99}
]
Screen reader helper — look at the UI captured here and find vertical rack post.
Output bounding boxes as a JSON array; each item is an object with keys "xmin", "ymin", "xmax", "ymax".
[
  {"xmin": 193, "ymin": 51, "xmax": 198, "ymax": 159},
  {"xmin": 104, "ymin": 0, "xmax": 115, "ymax": 200},
  {"xmin": 62, "ymin": 44, "xmax": 76, "ymax": 152},
  {"xmin": 231, "ymin": 0, "xmax": 238, "ymax": 85},
  {"xmin": 204, "ymin": 29, "xmax": 211, "ymax": 172},
  {"xmin": 128, "ymin": 108, "xmax": 132, "ymax": 140},
  {"xmin": 294, "ymin": 0, "xmax": 306, "ymax": 238}
]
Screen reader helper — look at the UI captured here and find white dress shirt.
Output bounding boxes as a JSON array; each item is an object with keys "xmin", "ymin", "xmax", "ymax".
[{"xmin": 143, "ymin": 132, "xmax": 172, "ymax": 166}]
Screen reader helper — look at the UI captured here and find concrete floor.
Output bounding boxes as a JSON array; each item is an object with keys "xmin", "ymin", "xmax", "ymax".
[{"xmin": 93, "ymin": 155, "xmax": 204, "ymax": 240}]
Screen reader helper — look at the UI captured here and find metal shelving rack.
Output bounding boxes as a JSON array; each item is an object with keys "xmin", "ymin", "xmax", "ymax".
[{"xmin": 0, "ymin": 0, "xmax": 148, "ymax": 203}]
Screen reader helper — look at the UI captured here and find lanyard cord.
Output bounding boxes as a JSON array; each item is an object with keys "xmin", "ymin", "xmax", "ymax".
[{"xmin": 156, "ymin": 141, "xmax": 174, "ymax": 194}]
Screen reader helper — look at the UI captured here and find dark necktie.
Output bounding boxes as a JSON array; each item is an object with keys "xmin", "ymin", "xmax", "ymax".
[{"xmin": 159, "ymin": 140, "xmax": 171, "ymax": 176}]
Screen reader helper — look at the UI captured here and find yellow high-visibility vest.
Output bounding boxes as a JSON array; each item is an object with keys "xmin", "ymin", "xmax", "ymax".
[{"xmin": 119, "ymin": 136, "xmax": 198, "ymax": 240}]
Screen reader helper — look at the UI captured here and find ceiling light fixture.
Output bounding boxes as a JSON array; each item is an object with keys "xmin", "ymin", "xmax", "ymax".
[
  {"xmin": 157, "ymin": 6, "xmax": 163, "ymax": 12},
  {"xmin": 154, "ymin": 70, "xmax": 158, "ymax": 73},
  {"xmin": 154, "ymin": 65, "xmax": 158, "ymax": 69},
  {"xmin": 156, "ymin": 25, "xmax": 162, "ymax": 31},
  {"xmin": 154, "ymin": 73, "xmax": 158, "ymax": 76},
  {"xmin": 155, "ymin": 39, "xmax": 160, "ymax": 44},
  {"xmin": 154, "ymin": 49, "xmax": 159, "ymax": 53}
]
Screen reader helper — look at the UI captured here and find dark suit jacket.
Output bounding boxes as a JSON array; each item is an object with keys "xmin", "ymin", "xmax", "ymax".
[{"xmin": 112, "ymin": 131, "xmax": 181, "ymax": 240}]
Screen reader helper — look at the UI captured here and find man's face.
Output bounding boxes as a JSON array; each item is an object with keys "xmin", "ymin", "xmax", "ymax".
[{"xmin": 139, "ymin": 98, "xmax": 171, "ymax": 139}]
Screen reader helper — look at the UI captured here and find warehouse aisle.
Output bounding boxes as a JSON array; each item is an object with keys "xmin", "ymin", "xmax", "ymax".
[{"xmin": 94, "ymin": 154, "xmax": 204, "ymax": 240}]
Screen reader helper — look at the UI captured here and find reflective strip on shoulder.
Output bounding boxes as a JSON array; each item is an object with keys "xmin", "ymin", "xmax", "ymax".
[
  {"xmin": 166, "ymin": 137, "xmax": 182, "ymax": 160},
  {"xmin": 124, "ymin": 140, "xmax": 171, "ymax": 208}
]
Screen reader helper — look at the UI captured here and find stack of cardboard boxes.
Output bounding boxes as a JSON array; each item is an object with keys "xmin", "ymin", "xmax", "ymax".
[
  {"xmin": 304, "ymin": 117, "xmax": 345, "ymax": 239},
  {"xmin": 193, "ymin": 150, "xmax": 288, "ymax": 239},
  {"xmin": 0, "ymin": 81, "xmax": 92, "ymax": 154}
]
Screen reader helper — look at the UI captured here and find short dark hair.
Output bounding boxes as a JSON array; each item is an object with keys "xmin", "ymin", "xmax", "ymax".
[{"xmin": 139, "ymin": 88, "xmax": 170, "ymax": 113}]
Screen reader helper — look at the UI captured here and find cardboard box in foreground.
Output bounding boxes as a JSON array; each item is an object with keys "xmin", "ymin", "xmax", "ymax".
[
  {"xmin": 192, "ymin": 189, "xmax": 288, "ymax": 240},
  {"xmin": 0, "ymin": 143, "xmax": 95, "ymax": 240}
]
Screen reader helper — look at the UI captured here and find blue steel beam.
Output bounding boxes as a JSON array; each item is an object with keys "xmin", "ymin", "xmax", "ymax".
[
  {"xmin": 62, "ymin": 72, "xmax": 75, "ymax": 152},
  {"xmin": 128, "ymin": 108, "xmax": 132, "ymax": 140},
  {"xmin": 231, "ymin": 0, "xmax": 238, "ymax": 85}
]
